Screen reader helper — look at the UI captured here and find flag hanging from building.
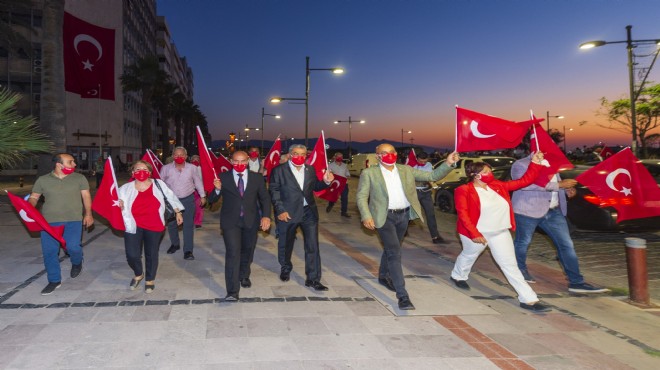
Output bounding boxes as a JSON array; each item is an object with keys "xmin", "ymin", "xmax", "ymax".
[
  {"xmin": 6, "ymin": 190, "xmax": 67, "ymax": 248},
  {"xmin": 63, "ymin": 12, "xmax": 115, "ymax": 100},
  {"xmin": 575, "ymin": 148, "xmax": 660, "ymax": 222},
  {"xmin": 530, "ymin": 122, "xmax": 574, "ymax": 187},
  {"xmin": 405, "ymin": 148, "xmax": 419, "ymax": 167},
  {"xmin": 314, "ymin": 175, "xmax": 347, "ymax": 203},
  {"xmin": 455, "ymin": 106, "xmax": 539, "ymax": 152},
  {"xmin": 263, "ymin": 136, "xmax": 282, "ymax": 182},
  {"xmin": 92, "ymin": 157, "xmax": 125, "ymax": 230},
  {"xmin": 306, "ymin": 131, "xmax": 328, "ymax": 181},
  {"xmin": 195, "ymin": 126, "xmax": 218, "ymax": 194}
]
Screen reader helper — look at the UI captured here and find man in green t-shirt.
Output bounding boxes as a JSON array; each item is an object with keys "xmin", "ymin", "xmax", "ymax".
[{"xmin": 29, "ymin": 153, "xmax": 94, "ymax": 295}]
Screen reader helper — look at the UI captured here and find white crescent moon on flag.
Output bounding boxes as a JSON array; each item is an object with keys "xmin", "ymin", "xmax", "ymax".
[
  {"xmin": 605, "ymin": 168, "xmax": 632, "ymax": 194},
  {"xmin": 470, "ymin": 120, "xmax": 496, "ymax": 139},
  {"xmin": 220, "ymin": 166, "xmax": 230, "ymax": 173},
  {"xmin": 74, "ymin": 34, "xmax": 103, "ymax": 61},
  {"xmin": 19, "ymin": 210, "xmax": 35, "ymax": 223},
  {"xmin": 309, "ymin": 152, "xmax": 318, "ymax": 165},
  {"xmin": 329, "ymin": 180, "xmax": 340, "ymax": 192},
  {"xmin": 87, "ymin": 89, "xmax": 98, "ymax": 96},
  {"xmin": 270, "ymin": 150, "xmax": 280, "ymax": 162},
  {"xmin": 110, "ymin": 182, "xmax": 117, "ymax": 195}
]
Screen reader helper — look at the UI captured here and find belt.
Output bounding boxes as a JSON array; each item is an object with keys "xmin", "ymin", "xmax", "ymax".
[
  {"xmin": 549, "ymin": 205, "xmax": 559, "ymax": 210},
  {"xmin": 388, "ymin": 207, "xmax": 410, "ymax": 214}
]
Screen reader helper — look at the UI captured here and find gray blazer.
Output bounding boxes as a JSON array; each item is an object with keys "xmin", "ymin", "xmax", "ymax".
[{"xmin": 511, "ymin": 156, "xmax": 568, "ymax": 218}]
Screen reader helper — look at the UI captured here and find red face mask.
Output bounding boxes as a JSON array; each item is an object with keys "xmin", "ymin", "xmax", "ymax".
[
  {"xmin": 335, "ymin": 157, "xmax": 343, "ymax": 164},
  {"xmin": 174, "ymin": 157, "xmax": 185, "ymax": 164},
  {"xmin": 249, "ymin": 152, "xmax": 259, "ymax": 159},
  {"xmin": 478, "ymin": 172, "xmax": 495, "ymax": 184},
  {"xmin": 379, "ymin": 153, "xmax": 397, "ymax": 166},
  {"xmin": 290, "ymin": 156, "xmax": 306, "ymax": 166},
  {"xmin": 233, "ymin": 164, "xmax": 247, "ymax": 173},
  {"xmin": 61, "ymin": 166, "xmax": 75, "ymax": 175},
  {"xmin": 191, "ymin": 160, "xmax": 200, "ymax": 166},
  {"xmin": 133, "ymin": 170, "xmax": 150, "ymax": 182}
]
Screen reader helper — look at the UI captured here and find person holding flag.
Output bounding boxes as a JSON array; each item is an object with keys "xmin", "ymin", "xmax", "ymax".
[
  {"xmin": 326, "ymin": 152, "xmax": 351, "ymax": 217},
  {"xmin": 414, "ymin": 151, "xmax": 446, "ymax": 244},
  {"xmin": 118, "ymin": 160, "xmax": 184, "ymax": 293},
  {"xmin": 29, "ymin": 153, "xmax": 94, "ymax": 295},
  {"xmin": 269, "ymin": 144, "xmax": 334, "ymax": 291}
]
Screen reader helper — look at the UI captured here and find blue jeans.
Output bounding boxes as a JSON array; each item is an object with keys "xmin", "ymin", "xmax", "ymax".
[
  {"xmin": 41, "ymin": 221, "xmax": 83, "ymax": 283},
  {"xmin": 513, "ymin": 208, "xmax": 584, "ymax": 285},
  {"xmin": 376, "ymin": 211, "xmax": 409, "ymax": 299}
]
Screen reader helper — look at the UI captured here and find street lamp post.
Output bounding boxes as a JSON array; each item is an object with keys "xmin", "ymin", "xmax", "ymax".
[
  {"xmin": 334, "ymin": 116, "xmax": 366, "ymax": 160},
  {"xmin": 261, "ymin": 107, "xmax": 281, "ymax": 154},
  {"xmin": 563, "ymin": 126, "xmax": 573, "ymax": 153},
  {"xmin": 579, "ymin": 25, "xmax": 660, "ymax": 156},
  {"xmin": 546, "ymin": 111, "xmax": 564, "ymax": 132},
  {"xmin": 401, "ymin": 129, "xmax": 412, "ymax": 148}
]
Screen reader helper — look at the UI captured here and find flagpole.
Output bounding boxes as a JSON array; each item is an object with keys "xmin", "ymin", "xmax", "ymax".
[
  {"xmin": 321, "ymin": 130, "xmax": 328, "ymax": 173},
  {"xmin": 454, "ymin": 105, "xmax": 458, "ymax": 152},
  {"xmin": 530, "ymin": 110, "xmax": 540, "ymax": 152},
  {"xmin": 98, "ymin": 84, "xmax": 102, "ymax": 161}
]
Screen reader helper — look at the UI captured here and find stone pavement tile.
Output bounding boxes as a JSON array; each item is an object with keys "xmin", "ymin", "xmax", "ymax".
[
  {"xmin": 248, "ymin": 336, "xmax": 302, "ymax": 361},
  {"xmin": 131, "ymin": 305, "xmax": 172, "ymax": 321},
  {"xmin": 442, "ymin": 357, "xmax": 501, "ymax": 369},
  {"xmin": 245, "ymin": 317, "xmax": 289, "ymax": 337},
  {"xmin": 489, "ymin": 358, "xmax": 535, "ymax": 370},
  {"xmin": 528, "ymin": 332, "xmax": 608, "ymax": 354},
  {"xmin": 487, "ymin": 333, "xmax": 557, "ymax": 356},
  {"xmin": 336, "ymin": 334, "xmax": 395, "ymax": 359},
  {"xmin": 239, "ymin": 360, "xmax": 304, "ymax": 370},
  {"xmin": 284, "ymin": 316, "xmax": 332, "ymax": 336},
  {"xmin": 291, "ymin": 335, "xmax": 348, "ymax": 360},
  {"xmin": 302, "ymin": 359, "xmax": 399, "ymax": 369},
  {"xmin": 400, "ymin": 316, "xmax": 453, "ymax": 335},
  {"xmin": 377, "ymin": 334, "xmax": 481, "ymax": 358},
  {"xmin": 311, "ymin": 301, "xmax": 359, "ymax": 317},
  {"xmin": 459, "ymin": 314, "xmax": 525, "ymax": 334},
  {"xmin": 207, "ymin": 302, "xmax": 243, "ymax": 319},
  {"xmin": 0, "ymin": 324, "xmax": 46, "ymax": 344},
  {"xmin": 202, "ymin": 338, "xmax": 255, "ymax": 364},
  {"xmin": 206, "ymin": 318, "xmax": 248, "ymax": 338},
  {"xmin": 497, "ymin": 312, "xmax": 562, "ymax": 333},
  {"xmin": 0, "ymin": 345, "xmax": 26, "ymax": 369},
  {"xmin": 31, "ymin": 322, "xmax": 92, "ymax": 344},
  {"xmin": 567, "ymin": 330, "xmax": 645, "ymax": 355},
  {"xmin": 8, "ymin": 306, "xmax": 64, "ymax": 325},
  {"xmin": 5, "ymin": 341, "xmax": 75, "ymax": 369},
  {"xmin": 611, "ymin": 354, "xmax": 660, "ymax": 369},
  {"xmin": 536, "ymin": 312, "xmax": 595, "ymax": 332},
  {"xmin": 92, "ymin": 306, "xmax": 137, "ymax": 322},
  {"xmin": 321, "ymin": 316, "xmax": 371, "ymax": 335},
  {"xmin": 73, "ymin": 339, "xmax": 207, "ymax": 368},
  {"xmin": 331, "ymin": 284, "xmax": 371, "ymax": 297},
  {"xmin": 168, "ymin": 303, "xmax": 208, "ymax": 321},
  {"xmin": 53, "ymin": 307, "xmax": 98, "ymax": 323},
  {"xmin": 84, "ymin": 321, "xmax": 167, "ymax": 342},
  {"xmin": 344, "ymin": 300, "xmax": 393, "ymax": 316},
  {"xmin": 163, "ymin": 318, "xmax": 207, "ymax": 340},
  {"xmin": 359, "ymin": 316, "xmax": 411, "ymax": 335}
]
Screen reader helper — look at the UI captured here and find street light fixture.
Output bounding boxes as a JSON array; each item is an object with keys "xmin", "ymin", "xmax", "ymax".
[
  {"xmin": 563, "ymin": 126, "xmax": 573, "ymax": 153},
  {"xmin": 333, "ymin": 116, "xmax": 366, "ymax": 160},
  {"xmin": 261, "ymin": 107, "xmax": 281, "ymax": 154},
  {"xmin": 546, "ymin": 111, "xmax": 564, "ymax": 131},
  {"xmin": 401, "ymin": 129, "xmax": 412, "ymax": 148},
  {"xmin": 271, "ymin": 56, "xmax": 344, "ymax": 148},
  {"xmin": 579, "ymin": 25, "xmax": 660, "ymax": 156}
]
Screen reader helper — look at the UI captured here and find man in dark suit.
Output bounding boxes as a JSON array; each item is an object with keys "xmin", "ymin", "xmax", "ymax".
[
  {"xmin": 269, "ymin": 144, "xmax": 334, "ymax": 291},
  {"xmin": 208, "ymin": 151, "xmax": 272, "ymax": 301}
]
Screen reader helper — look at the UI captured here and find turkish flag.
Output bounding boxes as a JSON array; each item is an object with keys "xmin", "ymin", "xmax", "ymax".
[
  {"xmin": 576, "ymin": 148, "xmax": 660, "ymax": 222},
  {"xmin": 456, "ymin": 107, "xmax": 538, "ymax": 152},
  {"xmin": 148, "ymin": 149, "xmax": 163, "ymax": 172},
  {"xmin": 141, "ymin": 151, "xmax": 161, "ymax": 179},
  {"xmin": 530, "ymin": 123, "xmax": 574, "ymax": 187},
  {"xmin": 92, "ymin": 157, "xmax": 125, "ymax": 230},
  {"xmin": 6, "ymin": 191, "xmax": 67, "ymax": 249},
  {"xmin": 306, "ymin": 131, "xmax": 328, "ymax": 181},
  {"xmin": 405, "ymin": 148, "xmax": 419, "ymax": 167},
  {"xmin": 63, "ymin": 12, "xmax": 115, "ymax": 100},
  {"xmin": 600, "ymin": 145, "xmax": 615, "ymax": 159},
  {"xmin": 263, "ymin": 137, "xmax": 282, "ymax": 182},
  {"xmin": 195, "ymin": 126, "xmax": 218, "ymax": 194},
  {"xmin": 314, "ymin": 175, "xmax": 347, "ymax": 203},
  {"xmin": 210, "ymin": 150, "xmax": 233, "ymax": 175}
]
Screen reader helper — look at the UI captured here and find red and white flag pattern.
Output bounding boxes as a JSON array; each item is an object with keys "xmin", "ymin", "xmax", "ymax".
[
  {"xmin": 210, "ymin": 150, "xmax": 233, "ymax": 174},
  {"xmin": 6, "ymin": 190, "xmax": 67, "ymax": 248},
  {"xmin": 456, "ymin": 106, "xmax": 539, "ymax": 152},
  {"xmin": 314, "ymin": 175, "xmax": 347, "ymax": 203},
  {"xmin": 530, "ymin": 122, "xmax": 574, "ymax": 187},
  {"xmin": 63, "ymin": 12, "xmax": 115, "ymax": 100},
  {"xmin": 405, "ymin": 148, "xmax": 419, "ymax": 167},
  {"xmin": 306, "ymin": 131, "xmax": 328, "ymax": 181},
  {"xmin": 141, "ymin": 150, "xmax": 161, "ymax": 179},
  {"xmin": 576, "ymin": 148, "xmax": 660, "ymax": 222},
  {"xmin": 92, "ymin": 157, "xmax": 125, "ymax": 230},
  {"xmin": 263, "ymin": 137, "xmax": 282, "ymax": 182},
  {"xmin": 148, "ymin": 149, "xmax": 163, "ymax": 172},
  {"xmin": 195, "ymin": 126, "xmax": 218, "ymax": 194}
]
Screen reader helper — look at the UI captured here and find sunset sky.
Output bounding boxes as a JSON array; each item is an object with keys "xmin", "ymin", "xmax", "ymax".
[{"xmin": 157, "ymin": 0, "xmax": 660, "ymax": 151}]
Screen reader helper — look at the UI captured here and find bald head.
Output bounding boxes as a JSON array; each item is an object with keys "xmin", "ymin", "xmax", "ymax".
[{"xmin": 375, "ymin": 143, "xmax": 395, "ymax": 154}]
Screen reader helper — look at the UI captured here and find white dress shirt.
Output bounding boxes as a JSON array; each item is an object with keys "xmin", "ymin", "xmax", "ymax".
[{"xmin": 380, "ymin": 165, "xmax": 410, "ymax": 210}]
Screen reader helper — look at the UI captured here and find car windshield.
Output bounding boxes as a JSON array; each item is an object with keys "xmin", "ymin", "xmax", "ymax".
[{"xmin": 482, "ymin": 158, "xmax": 515, "ymax": 167}]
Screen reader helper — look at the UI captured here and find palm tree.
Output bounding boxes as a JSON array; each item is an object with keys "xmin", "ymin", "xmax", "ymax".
[
  {"xmin": 169, "ymin": 92, "xmax": 187, "ymax": 146},
  {"xmin": 0, "ymin": 0, "xmax": 34, "ymax": 55},
  {"xmin": 152, "ymin": 81, "xmax": 177, "ymax": 158},
  {"xmin": 120, "ymin": 56, "xmax": 167, "ymax": 153}
]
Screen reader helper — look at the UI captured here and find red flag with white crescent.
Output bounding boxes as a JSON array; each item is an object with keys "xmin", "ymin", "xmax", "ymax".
[
  {"xmin": 147, "ymin": 149, "xmax": 163, "ymax": 172},
  {"xmin": 141, "ymin": 151, "xmax": 161, "ymax": 179},
  {"xmin": 529, "ymin": 121, "xmax": 574, "ymax": 187},
  {"xmin": 196, "ymin": 126, "xmax": 218, "ymax": 194},
  {"xmin": 456, "ymin": 106, "xmax": 539, "ymax": 152},
  {"xmin": 314, "ymin": 175, "xmax": 347, "ymax": 203},
  {"xmin": 92, "ymin": 157, "xmax": 125, "ymax": 230},
  {"xmin": 405, "ymin": 148, "xmax": 419, "ymax": 167},
  {"xmin": 306, "ymin": 131, "xmax": 328, "ymax": 181},
  {"xmin": 210, "ymin": 150, "xmax": 233, "ymax": 174},
  {"xmin": 6, "ymin": 190, "xmax": 67, "ymax": 248},
  {"xmin": 263, "ymin": 137, "xmax": 282, "ymax": 182}
]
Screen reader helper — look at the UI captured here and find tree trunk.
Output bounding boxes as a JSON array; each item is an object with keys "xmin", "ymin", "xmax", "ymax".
[
  {"xmin": 160, "ymin": 114, "xmax": 171, "ymax": 158},
  {"xmin": 141, "ymin": 91, "xmax": 152, "ymax": 153},
  {"xmin": 38, "ymin": 0, "xmax": 66, "ymax": 176}
]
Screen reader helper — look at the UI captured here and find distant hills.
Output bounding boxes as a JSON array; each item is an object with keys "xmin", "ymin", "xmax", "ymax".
[{"xmin": 210, "ymin": 137, "xmax": 444, "ymax": 154}]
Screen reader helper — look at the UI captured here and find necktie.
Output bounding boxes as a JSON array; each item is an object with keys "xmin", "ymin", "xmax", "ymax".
[{"xmin": 238, "ymin": 173, "xmax": 244, "ymax": 216}]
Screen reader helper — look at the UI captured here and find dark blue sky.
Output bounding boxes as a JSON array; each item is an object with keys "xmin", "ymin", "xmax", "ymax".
[{"xmin": 157, "ymin": 0, "xmax": 660, "ymax": 150}]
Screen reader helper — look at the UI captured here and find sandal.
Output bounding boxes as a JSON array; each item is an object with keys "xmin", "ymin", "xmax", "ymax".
[
  {"xmin": 129, "ymin": 275, "xmax": 144, "ymax": 290},
  {"xmin": 145, "ymin": 283, "xmax": 155, "ymax": 294}
]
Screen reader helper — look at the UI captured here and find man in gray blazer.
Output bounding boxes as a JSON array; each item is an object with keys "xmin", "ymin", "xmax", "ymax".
[
  {"xmin": 512, "ymin": 154, "xmax": 608, "ymax": 294},
  {"xmin": 357, "ymin": 143, "xmax": 458, "ymax": 310}
]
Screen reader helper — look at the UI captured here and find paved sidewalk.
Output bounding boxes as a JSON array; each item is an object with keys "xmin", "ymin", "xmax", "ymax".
[{"xmin": 0, "ymin": 179, "xmax": 659, "ymax": 369}]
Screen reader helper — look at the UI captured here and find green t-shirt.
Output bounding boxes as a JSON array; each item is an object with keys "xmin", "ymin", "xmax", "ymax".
[{"xmin": 32, "ymin": 172, "xmax": 90, "ymax": 222}]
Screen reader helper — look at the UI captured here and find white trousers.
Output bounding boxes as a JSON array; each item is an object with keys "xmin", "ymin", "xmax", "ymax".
[{"xmin": 451, "ymin": 229, "xmax": 539, "ymax": 304}]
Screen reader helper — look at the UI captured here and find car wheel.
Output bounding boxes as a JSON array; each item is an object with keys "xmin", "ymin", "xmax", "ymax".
[{"xmin": 435, "ymin": 190, "xmax": 454, "ymax": 213}]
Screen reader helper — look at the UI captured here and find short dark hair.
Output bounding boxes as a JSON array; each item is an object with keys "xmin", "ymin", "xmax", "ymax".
[
  {"xmin": 465, "ymin": 162, "xmax": 490, "ymax": 182},
  {"xmin": 417, "ymin": 151, "xmax": 429, "ymax": 159}
]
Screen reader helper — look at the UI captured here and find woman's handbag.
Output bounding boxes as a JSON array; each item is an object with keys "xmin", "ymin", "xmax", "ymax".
[{"xmin": 153, "ymin": 180, "xmax": 177, "ymax": 222}]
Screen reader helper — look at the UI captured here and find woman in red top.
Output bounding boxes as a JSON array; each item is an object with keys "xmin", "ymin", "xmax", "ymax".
[
  {"xmin": 118, "ymin": 161, "xmax": 184, "ymax": 293},
  {"xmin": 449, "ymin": 151, "xmax": 551, "ymax": 312}
]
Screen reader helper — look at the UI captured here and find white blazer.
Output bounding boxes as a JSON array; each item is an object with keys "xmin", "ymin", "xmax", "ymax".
[{"xmin": 118, "ymin": 179, "xmax": 185, "ymax": 234}]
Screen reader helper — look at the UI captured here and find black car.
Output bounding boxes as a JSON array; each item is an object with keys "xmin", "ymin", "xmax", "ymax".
[{"xmin": 434, "ymin": 163, "xmax": 660, "ymax": 233}]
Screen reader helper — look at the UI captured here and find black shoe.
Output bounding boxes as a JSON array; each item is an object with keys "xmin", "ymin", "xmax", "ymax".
[
  {"xmin": 341, "ymin": 213, "xmax": 351, "ymax": 218},
  {"xmin": 326, "ymin": 203, "xmax": 334, "ymax": 213},
  {"xmin": 129, "ymin": 275, "xmax": 144, "ymax": 290},
  {"xmin": 225, "ymin": 294, "xmax": 239, "ymax": 302},
  {"xmin": 279, "ymin": 271, "xmax": 290, "ymax": 282},
  {"xmin": 145, "ymin": 283, "xmax": 155, "ymax": 294},
  {"xmin": 305, "ymin": 280, "xmax": 329, "ymax": 291},
  {"xmin": 195, "ymin": 225, "xmax": 202, "ymax": 229},
  {"xmin": 519, "ymin": 302, "xmax": 551, "ymax": 312},
  {"xmin": 450, "ymin": 277, "xmax": 470, "ymax": 290},
  {"xmin": 432, "ymin": 236, "xmax": 447, "ymax": 244},
  {"xmin": 41, "ymin": 282, "xmax": 61, "ymax": 295},
  {"xmin": 568, "ymin": 282, "xmax": 610, "ymax": 294},
  {"xmin": 167, "ymin": 245, "xmax": 180, "ymax": 254},
  {"xmin": 70, "ymin": 263, "xmax": 83, "ymax": 278},
  {"xmin": 378, "ymin": 277, "xmax": 396, "ymax": 292},
  {"xmin": 398, "ymin": 296, "xmax": 415, "ymax": 310},
  {"xmin": 184, "ymin": 251, "xmax": 195, "ymax": 260},
  {"xmin": 240, "ymin": 278, "xmax": 252, "ymax": 288}
]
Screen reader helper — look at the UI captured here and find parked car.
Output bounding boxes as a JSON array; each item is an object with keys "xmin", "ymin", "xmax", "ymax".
[
  {"xmin": 431, "ymin": 156, "xmax": 515, "ymax": 186},
  {"xmin": 348, "ymin": 153, "xmax": 378, "ymax": 176},
  {"xmin": 434, "ymin": 163, "xmax": 660, "ymax": 232}
]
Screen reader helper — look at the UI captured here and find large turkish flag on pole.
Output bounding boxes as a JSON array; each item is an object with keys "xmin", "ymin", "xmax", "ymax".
[
  {"xmin": 195, "ymin": 126, "xmax": 218, "ymax": 194},
  {"xmin": 6, "ymin": 191, "xmax": 67, "ymax": 249},
  {"xmin": 306, "ymin": 131, "xmax": 328, "ymax": 181},
  {"xmin": 530, "ymin": 122, "xmax": 574, "ymax": 187},
  {"xmin": 455, "ymin": 106, "xmax": 539, "ymax": 152},
  {"xmin": 92, "ymin": 157, "xmax": 125, "ymax": 230},
  {"xmin": 263, "ymin": 137, "xmax": 282, "ymax": 182},
  {"xmin": 576, "ymin": 148, "xmax": 660, "ymax": 222},
  {"xmin": 63, "ymin": 12, "xmax": 115, "ymax": 100}
]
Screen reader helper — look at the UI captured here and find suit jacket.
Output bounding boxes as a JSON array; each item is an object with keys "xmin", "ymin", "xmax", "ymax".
[
  {"xmin": 455, "ymin": 162, "xmax": 541, "ymax": 239},
  {"xmin": 356, "ymin": 162, "xmax": 454, "ymax": 229},
  {"xmin": 208, "ymin": 170, "xmax": 271, "ymax": 229},
  {"xmin": 511, "ymin": 156, "xmax": 568, "ymax": 218},
  {"xmin": 269, "ymin": 163, "xmax": 329, "ymax": 223}
]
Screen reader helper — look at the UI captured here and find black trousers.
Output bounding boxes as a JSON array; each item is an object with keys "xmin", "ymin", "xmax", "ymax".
[
  {"xmin": 277, "ymin": 206, "xmax": 322, "ymax": 281},
  {"xmin": 376, "ymin": 211, "xmax": 410, "ymax": 299},
  {"xmin": 417, "ymin": 189, "xmax": 440, "ymax": 238},
  {"xmin": 222, "ymin": 218, "xmax": 259, "ymax": 295},
  {"xmin": 124, "ymin": 227, "xmax": 162, "ymax": 281}
]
